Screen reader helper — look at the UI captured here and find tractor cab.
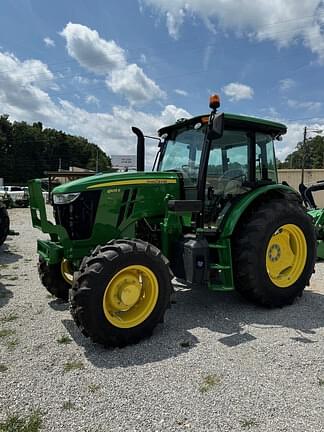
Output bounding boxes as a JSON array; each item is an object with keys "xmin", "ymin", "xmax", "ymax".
[{"xmin": 155, "ymin": 97, "xmax": 286, "ymax": 227}]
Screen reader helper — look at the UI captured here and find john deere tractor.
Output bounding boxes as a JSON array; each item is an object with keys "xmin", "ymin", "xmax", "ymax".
[{"xmin": 29, "ymin": 95, "xmax": 318, "ymax": 347}]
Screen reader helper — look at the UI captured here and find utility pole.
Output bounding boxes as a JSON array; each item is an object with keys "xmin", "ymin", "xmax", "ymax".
[
  {"xmin": 301, "ymin": 126, "xmax": 307, "ymax": 184},
  {"xmin": 58, "ymin": 158, "xmax": 62, "ymax": 172},
  {"xmin": 301, "ymin": 126, "xmax": 323, "ymax": 184}
]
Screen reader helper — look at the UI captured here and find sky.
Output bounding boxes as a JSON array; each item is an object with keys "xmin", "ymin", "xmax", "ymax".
[{"xmin": 1, "ymin": 0, "xmax": 324, "ymax": 166}]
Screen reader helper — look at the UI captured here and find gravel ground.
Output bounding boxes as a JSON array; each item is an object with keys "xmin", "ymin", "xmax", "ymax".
[{"xmin": 0, "ymin": 207, "xmax": 324, "ymax": 432}]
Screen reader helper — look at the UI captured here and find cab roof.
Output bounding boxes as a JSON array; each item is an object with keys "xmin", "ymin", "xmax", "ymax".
[{"xmin": 158, "ymin": 112, "xmax": 287, "ymax": 136}]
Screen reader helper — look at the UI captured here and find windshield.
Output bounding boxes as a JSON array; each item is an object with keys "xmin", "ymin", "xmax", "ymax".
[
  {"xmin": 158, "ymin": 124, "xmax": 250, "ymax": 187},
  {"xmin": 158, "ymin": 125, "xmax": 204, "ymax": 186},
  {"xmin": 158, "ymin": 123, "xmax": 277, "ymax": 191}
]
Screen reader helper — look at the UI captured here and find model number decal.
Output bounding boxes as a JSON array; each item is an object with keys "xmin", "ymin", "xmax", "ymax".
[{"xmin": 88, "ymin": 178, "xmax": 177, "ymax": 189}]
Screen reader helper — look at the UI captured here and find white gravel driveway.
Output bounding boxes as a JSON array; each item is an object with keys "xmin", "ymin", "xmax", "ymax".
[{"xmin": 0, "ymin": 208, "xmax": 324, "ymax": 432}]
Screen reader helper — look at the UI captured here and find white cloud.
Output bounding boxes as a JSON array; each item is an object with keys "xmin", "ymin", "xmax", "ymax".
[
  {"xmin": 0, "ymin": 50, "xmax": 188, "ymax": 166},
  {"xmin": 57, "ymin": 101, "xmax": 190, "ymax": 165},
  {"xmin": 4, "ymin": 46, "xmax": 324, "ymax": 167},
  {"xmin": 85, "ymin": 95, "xmax": 100, "ymax": 106},
  {"xmin": 140, "ymin": 53, "xmax": 147, "ymax": 64},
  {"xmin": 0, "ymin": 52, "xmax": 62, "ymax": 122},
  {"xmin": 73, "ymin": 75, "xmax": 90, "ymax": 85},
  {"xmin": 60, "ymin": 23, "xmax": 126, "ymax": 74},
  {"xmin": 0, "ymin": 53, "xmax": 54, "ymax": 87},
  {"xmin": 287, "ymin": 99, "xmax": 322, "ymax": 111},
  {"xmin": 203, "ymin": 44, "xmax": 213, "ymax": 71},
  {"xmin": 174, "ymin": 89, "xmax": 188, "ymax": 96},
  {"xmin": 106, "ymin": 63, "xmax": 166, "ymax": 104},
  {"xmin": 61, "ymin": 22, "xmax": 165, "ymax": 105},
  {"xmin": 260, "ymin": 106, "xmax": 280, "ymax": 119},
  {"xmin": 222, "ymin": 82, "xmax": 254, "ymax": 102},
  {"xmin": 166, "ymin": 8, "xmax": 186, "ymax": 39},
  {"xmin": 142, "ymin": 0, "xmax": 324, "ymax": 61},
  {"xmin": 279, "ymin": 78, "xmax": 296, "ymax": 91},
  {"xmin": 44, "ymin": 37, "xmax": 55, "ymax": 47}
]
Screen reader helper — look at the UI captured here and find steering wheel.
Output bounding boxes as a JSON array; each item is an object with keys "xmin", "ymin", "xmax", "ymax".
[
  {"xmin": 181, "ymin": 164, "xmax": 199, "ymax": 176},
  {"xmin": 218, "ymin": 168, "xmax": 246, "ymax": 183}
]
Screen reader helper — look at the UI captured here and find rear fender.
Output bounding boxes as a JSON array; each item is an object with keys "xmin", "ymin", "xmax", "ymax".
[{"xmin": 218, "ymin": 184, "xmax": 300, "ymax": 239}]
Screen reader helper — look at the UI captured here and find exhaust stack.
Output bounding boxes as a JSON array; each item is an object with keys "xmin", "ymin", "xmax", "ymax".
[{"xmin": 131, "ymin": 127, "xmax": 145, "ymax": 171}]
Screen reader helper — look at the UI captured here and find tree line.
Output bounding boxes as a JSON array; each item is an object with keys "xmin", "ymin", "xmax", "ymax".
[
  {"xmin": 0, "ymin": 115, "xmax": 111, "ymax": 184},
  {"xmin": 278, "ymin": 135, "xmax": 324, "ymax": 169}
]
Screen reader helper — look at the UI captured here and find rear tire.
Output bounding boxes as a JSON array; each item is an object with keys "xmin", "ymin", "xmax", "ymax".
[
  {"xmin": 233, "ymin": 198, "xmax": 316, "ymax": 307},
  {"xmin": 38, "ymin": 258, "xmax": 70, "ymax": 301},
  {"xmin": 70, "ymin": 239, "xmax": 172, "ymax": 347},
  {"xmin": 0, "ymin": 205, "xmax": 9, "ymax": 246}
]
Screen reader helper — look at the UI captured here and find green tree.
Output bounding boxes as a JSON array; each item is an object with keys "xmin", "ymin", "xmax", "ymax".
[
  {"xmin": 0, "ymin": 116, "xmax": 111, "ymax": 184},
  {"xmin": 282, "ymin": 135, "xmax": 324, "ymax": 169}
]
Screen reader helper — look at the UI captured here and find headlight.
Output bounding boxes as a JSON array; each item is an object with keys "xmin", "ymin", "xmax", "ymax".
[{"xmin": 53, "ymin": 193, "xmax": 80, "ymax": 205}]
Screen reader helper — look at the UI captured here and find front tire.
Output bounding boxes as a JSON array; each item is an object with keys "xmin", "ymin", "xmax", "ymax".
[
  {"xmin": 0, "ymin": 205, "xmax": 9, "ymax": 246},
  {"xmin": 38, "ymin": 258, "xmax": 70, "ymax": 301},
  {"xmin": 70, "ymin": 239, "xmax": 172, "ymax": 347},
  {"xmin": 233, "ymin": 198, "xmax": 316, "ymax": 307}
]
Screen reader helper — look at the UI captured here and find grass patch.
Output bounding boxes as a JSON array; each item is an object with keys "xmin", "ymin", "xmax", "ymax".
[
  {"xmin": 199, "ymin": 374, "xmax": 221, "ymax": 393},
  {"xmin": 46, "ymin": 294, "xmax": 55, "ymax": 299},
  {"xmin": 62, "ymin": 400, "xmax": 75, "ymax": 410},
  {"xmin": 0, "ymin": 264, "xmax": 9, "ymax": 268},
  {"xmin": 0, "ymin": 329, "xmax": 15, "ymax": 338},
  {"xmin": 88, "ymin": 384, "xmax": 100, "ymax": 393},
  {"xmin": 240, "ymin": 419, "xmax": 259, "ymax": 429},
  {"xmin": 0, "ymin": 409, "xmax": 42, "ymax": 432},
  {"xmin": 57, "ymin": 335, "xmax": 72, "ymax": 345},
  {"xmin": 5, "ymin": 338, "xmax": 19, "ymax": 350},
  {"xmin": 318, "ymin": 378, "xmax": 324, "ymax": 386},
  {"xmin": 0, "ymin": 314, "xmax": 18, "ymax": 323},
  {"xmin": 0, "ymin": 364, "xmax": 8, "ymax": 373},
  {"xmin": 63, "ymin": 360, "xmax": 84, "ymax": 373}
]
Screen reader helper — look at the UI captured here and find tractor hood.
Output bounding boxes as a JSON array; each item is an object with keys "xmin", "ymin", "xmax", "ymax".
[{"xmin": 52, "ymin": 171, "xmax": 180, "ymax": 194}]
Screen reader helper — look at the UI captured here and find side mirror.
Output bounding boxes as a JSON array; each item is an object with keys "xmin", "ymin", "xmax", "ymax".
[{"xmin": 208, "ymin": 112, "xmax": 224, "ymax": 140}]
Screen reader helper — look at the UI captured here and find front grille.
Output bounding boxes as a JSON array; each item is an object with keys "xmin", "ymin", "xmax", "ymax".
[{"xmin": 53, "ymin": 190, "xmax": 101, "ymax": 240}]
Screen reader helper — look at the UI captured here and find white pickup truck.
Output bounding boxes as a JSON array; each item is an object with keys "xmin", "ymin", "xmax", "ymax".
[{"xmin": 0, "ymin": 186, "xmax": 29, "ymax": 207}]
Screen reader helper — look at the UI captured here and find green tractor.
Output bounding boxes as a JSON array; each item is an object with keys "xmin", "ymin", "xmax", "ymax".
[{"xmin": 29, "ymin": 95, "xmax": 319, "ymax": 347}]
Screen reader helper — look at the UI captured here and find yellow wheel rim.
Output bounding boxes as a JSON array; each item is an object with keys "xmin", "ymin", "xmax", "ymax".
[
  {"xmin": 266, "ymin": 224, "xmax": 307, "ymax": 288},
  {"xmin": 103, "ymin": 265, "xmax": 159, "ymax": 329},
  {"xmin": 61, "ymin": 259, "xmax": 74, "ymax": 285}
]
